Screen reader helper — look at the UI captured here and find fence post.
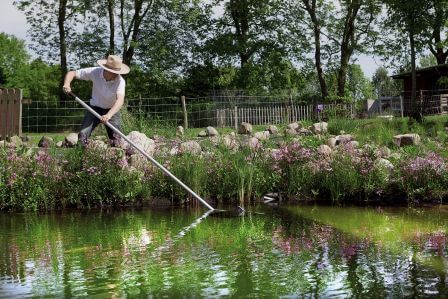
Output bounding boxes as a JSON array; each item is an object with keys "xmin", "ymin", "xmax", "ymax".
[
  {"xmin": 0, "ymin": 89, "xmax": 5, "ymax": 140},
  {"xmin": 400, "ymin": 95, "xmax": 404, "ymax": 118},
  {"xmin": 181, "ymin": 95, "xmax": 188, "ymax": 129},
  {"xmin": 137, "ymin": 93, "xmax": 143, "ymax": 128},
  {"xmin": 14, "ymin": 89, "xmax": 22, "ymax": 136},
  {"xmin": 234, "ymin": 106, "xmax": 238, "ymax": 131},
  {"xmin": 6, "ymin": 89, "xmax": 13, "ymax": 139},
  {"xmin": 419, "ymin": 90, "xmax": 423, "ymax": 117}
]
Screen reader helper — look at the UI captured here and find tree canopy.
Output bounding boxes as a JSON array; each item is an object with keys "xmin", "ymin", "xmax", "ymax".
[{"xmin": 3, "ymin": 0, "xmax": 445, "ymax": 105}]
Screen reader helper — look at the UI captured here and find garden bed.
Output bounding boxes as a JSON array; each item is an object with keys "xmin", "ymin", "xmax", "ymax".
[{"xmin": 2, "ymin": 116, "xmax": 448, "ymax": 211}]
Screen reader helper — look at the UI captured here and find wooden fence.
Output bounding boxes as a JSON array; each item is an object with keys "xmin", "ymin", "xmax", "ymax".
[
  {"xmin": 216, "ymin": 104, "xmax": 354, "ymax": 128},
  {"xmin": 0, "ymin": 88, "xmax": 22, "ymax": 140}
]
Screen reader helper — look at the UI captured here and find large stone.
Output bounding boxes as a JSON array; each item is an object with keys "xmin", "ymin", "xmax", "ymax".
[
  {"xmin": 238, "ymin": 122, "xmax": 253, "ymax": 135},
  {"xmin": 312, "ymin": 122, "xmax": 328, "ymax": 134},
  {"xmin": 176, "ymin": 126, "xmax": 184, "ymax": 138},
  {"xmin": 377, "ymin": 146, "xmax": 391, "ymax": 158},
  {"xmin": 327, "ymin": 137, "xmax": 337, "ymax": 149},
  {"xmin": 393, "ymin": 134, "xmax": 421, "ymax": 147},
  {"xmin": 284, "ymin": 128, "xmax": 298, "ymax": 136},
  {"xmin": 222, "ymin": 134, "xmax": 239, "ymax": 151},
  {"xmin": 124, "ymin": 131, "xmax": 156, "ymax": 155},
  {"xmin": 9, "ymin": 135, "xmax": 22, "ymax": 147},
  {"xmin": 242, "ymin": 137, "xmax": 260, "ymax": 150},
  {"xmin": 180, "ymin": 141, "xmax": 202, "ymax": 155},
  {"xmin": 297, "ymin": 128, "xmax": 313, "ymax": 136},
  {"xmin": 64, "ymin": 133, "xmax": 79, "ymax": 147},
  {"xmin": 206, "ymin": 126, "xmax": 219, "ymax": 137},
  {"xmin": 335, "ymin": 134, "xmax": 354, "ymax": 145},
  {"xmin": 287, "ymin": 122, "xmax": 302, "ymax": 131},
  {"xmin": 198, "ymin": 130, "xmax": 207, "ymax": 137},
  {"xmin": 38, "ymin": 136, "xmax": 54, "ymax": 148},
  {"xmin": 208, "ymin": 135, "xmax": 220, "ymax": 146},
  {"xmin": 254, "ymin": 131, "xmax": 270, "ymax": 140},
  {"xmin": 266, "ymin": 125, "xmax": 278, "ymax": 135},
  {"xmin": 317, "ymin": 144, "xmax": 332, "ymax": 157}
]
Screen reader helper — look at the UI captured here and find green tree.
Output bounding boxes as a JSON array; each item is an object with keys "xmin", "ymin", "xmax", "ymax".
[
  {"xmin": 14, "ymin": 0, "xmax": 98, "ymax": 101},
  {"xmin": 425, "ymin": 0, "xmax": 448, "ymax": 64},
  {"xmin": 119, "ymin": 0, "xmax": 156, "ymax": 66},
  {"xmin": 383, "ymin": 0, "xmax": 433, "ymax": 121},
  {"xmin": 289, "ymin": 0, "xmax": 381, "ymax": 100},
  {"xmin": 419, "ymin": 54, "xmax": 437, "ymax": 68},
  {"xmin": 0, "ymin": 33, "xmax": 29, "ymax": 86},
  {"xmin": 346, "ymin": 64, "xmax": 374, "ymax": 102},
  {"xmin": 202, "ymin": 0, "xmax": 287, "ymax": 89},
  {"xmin": 372, "ymin": 66, "xmax": 401, "ymax": 97},
  {"xmin": 289, "ymin": 0, "xmax": 327, "ymax": 99}
]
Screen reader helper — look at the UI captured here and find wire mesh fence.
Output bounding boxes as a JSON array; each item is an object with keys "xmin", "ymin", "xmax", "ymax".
[
  {"xmin": 20, "ymin": 95, "xmax": 359, "ymax": 133},
  {"xmin": 20, "ymin": 89, "xmax": 448, "ymax": 134},
  {"xmin": 23, "ymin": 99, "xmax": 86, "ymax": 133},
  {"xmin": 376, "ymin": 89, "xmax": 448, "ymax": 117}
]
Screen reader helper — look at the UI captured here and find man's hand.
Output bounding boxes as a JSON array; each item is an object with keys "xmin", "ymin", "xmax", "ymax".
[
  {"xmin": 100, "ymin": 114, "xmax": 112, "ymax": 123},
  {"xmin": 62, "ymin": 85, "xmax": 72, "ymax": 95}
]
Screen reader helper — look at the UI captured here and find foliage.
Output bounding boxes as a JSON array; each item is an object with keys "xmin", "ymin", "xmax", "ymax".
[
  {"xmin": 5, "ymin": 114, "xmax": 448, "ymax": 210},
  {"xmin": 372, "ymin": 66, "xmax": 401, "ymax": 97},
  {"xmin": 395, "ymin": 151, "xmax": 448, "ymax": 200},
  {"xmin": 0, "ymin": 33, "xmax": 29, "ymax": 86},
  {"xmin": 61, "ymin": 143, "xmax": 151, "ymax": 208}
]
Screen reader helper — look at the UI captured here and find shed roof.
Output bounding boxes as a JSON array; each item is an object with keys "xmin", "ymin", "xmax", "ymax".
[{"xmin": 392, "ymin": 64, "xmax": 448, "ymax": 79}]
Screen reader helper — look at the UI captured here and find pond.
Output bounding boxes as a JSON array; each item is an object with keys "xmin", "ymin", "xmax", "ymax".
[{"xmin": 1, "ymin": 204, "xmax": 448, "ymax": 297}]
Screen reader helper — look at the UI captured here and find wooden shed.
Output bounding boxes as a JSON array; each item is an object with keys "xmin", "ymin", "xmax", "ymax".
[
  {"xmin": 391, "ymin": 64, "xmax": 448, "ymax": 115},
  {"xmin": 392, "ymin": 64, "xmax": 448, "ymax": 91}
]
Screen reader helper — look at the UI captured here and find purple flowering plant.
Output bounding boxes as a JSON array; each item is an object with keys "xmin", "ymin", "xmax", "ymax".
[{"xmin": 398, "ymin": 151, "xmax": 448, "ymax": 199}]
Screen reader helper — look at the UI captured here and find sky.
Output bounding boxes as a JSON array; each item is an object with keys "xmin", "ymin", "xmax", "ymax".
[{"xmin": 0, "ymin": 1, "xmax": 382, "ymax": 79}]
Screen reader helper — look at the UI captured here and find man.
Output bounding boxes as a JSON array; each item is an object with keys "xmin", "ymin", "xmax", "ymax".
[{"xmin": 62, "ymin": 55, "xmax": 129, "ymax": 146}]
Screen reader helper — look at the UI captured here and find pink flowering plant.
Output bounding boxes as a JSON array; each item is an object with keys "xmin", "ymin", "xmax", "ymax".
[
  {"xmin": 61, "ymin": 142, "xmax": 150, "ymax": 208},
  {"xmin": 397, "ymin": 151, "xmax": 448, "ymax": 200},
  {"xmin": 285, "ymin": 140, "xmax": 390, "ymax": 201},
  {"xmin": 0, "ymin": 147, "xmax": 63, "ymax": 211},
  {"xmin": 270, "ymin": 140, "xmax": 315, "ymax": 193}
]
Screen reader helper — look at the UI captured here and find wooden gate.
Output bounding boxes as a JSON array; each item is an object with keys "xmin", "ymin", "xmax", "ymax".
[{"xmin": 0, "ymin": 88, "xmax": 22, "ymax": 140}]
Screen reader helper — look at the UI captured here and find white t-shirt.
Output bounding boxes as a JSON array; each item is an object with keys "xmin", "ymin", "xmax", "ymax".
[{"xmin": 75, "ymin": 67, "xmax": 125, "ymax": 109}]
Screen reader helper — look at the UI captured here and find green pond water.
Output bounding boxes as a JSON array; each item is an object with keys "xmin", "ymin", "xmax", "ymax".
[{"xmin": 1, "ymin": 204, "xmax": 448, "ymax": 298}]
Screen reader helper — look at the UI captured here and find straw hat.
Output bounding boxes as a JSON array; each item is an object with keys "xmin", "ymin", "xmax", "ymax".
[{"xmin": 97, "ymin": 55, "xmax": 130, "ymax": 74}]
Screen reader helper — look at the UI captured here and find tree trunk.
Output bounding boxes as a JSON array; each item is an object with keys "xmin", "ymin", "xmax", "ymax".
[
  {"xmin": 337, "ymin": 51, "xmax": 350, "ymax": 98},
  {"xmin": 121, "ymin": 0, "xmax": 152, "ymax": 66},
  {"xmin": 337, "ymin": 4, "xmax": 359, "ymax": 98},
  {"xmin": 58, "ymin": 0, "xmax": 68, "ymax": 102},
  {"xmin": 314, "ymin": 22, "xmax": 328, "ymax": 100},
  {"xmin": 230, "ymin": 0, "xmax": 251, "ymax": 89},
  {"xmin": 430, "ymin": 28, "xmax": 448, "ymax": 65},
  {"xmin": 410, "ymin": 29, "xmax": 421, "ymax": 122},
  {"xmin": 107, "ymin": 0, "xmax": 115, "ymax": 56},
  {"xmin": 429, "ymin": 2, "xmax": 448, "ymax": 65},
  {"xmin": 302, "ymin": 0, "xmax": 328, "ymax": 100}
]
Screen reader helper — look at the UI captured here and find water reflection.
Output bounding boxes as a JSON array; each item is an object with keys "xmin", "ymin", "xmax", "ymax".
[{"xmin": 0, "ymin": 205, "xmax": 448, "ymax": 297}]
